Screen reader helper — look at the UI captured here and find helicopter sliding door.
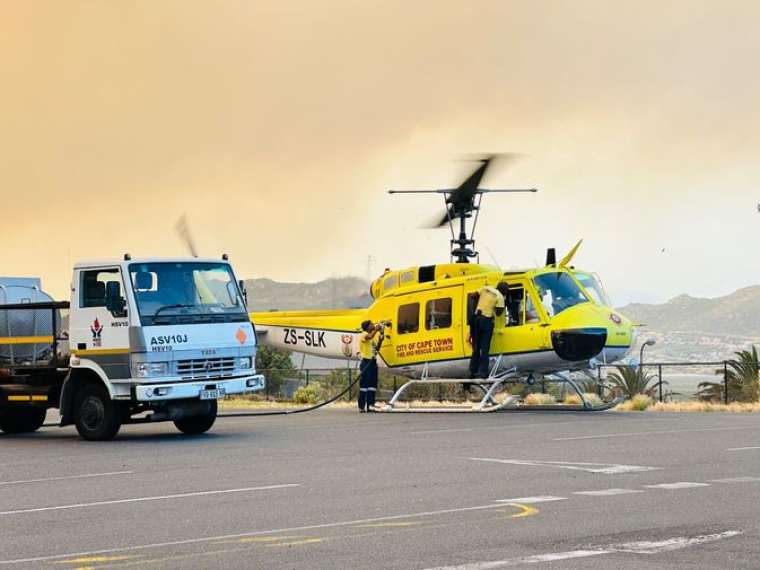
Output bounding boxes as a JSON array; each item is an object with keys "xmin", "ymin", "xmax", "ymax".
[
  {"xmin": 386, "ymin": 285, "xmax": 464, "ymax": 369},
  {"xmin": 496, "ymin": 280, "xmax": 551, "ymax": 361}
]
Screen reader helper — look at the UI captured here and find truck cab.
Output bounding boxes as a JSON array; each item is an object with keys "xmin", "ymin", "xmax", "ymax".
[{"xmin": 0, "ymin": 256, "xmax": 265, "ymax": 440}]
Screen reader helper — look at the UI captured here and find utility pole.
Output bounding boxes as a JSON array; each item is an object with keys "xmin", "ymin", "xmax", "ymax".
[{"xmin": 366, "ymin": 255, "xmax": 375, "ymax": 283}]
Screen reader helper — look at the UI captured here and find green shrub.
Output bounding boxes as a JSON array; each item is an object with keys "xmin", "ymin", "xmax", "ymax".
[
  {"xmin": 630, "ymin": 394, "xmax": 653, "ymax": 411},
  {"xmin": 293, "ymin": 383, "xmax": 321, "ymax": 404}
]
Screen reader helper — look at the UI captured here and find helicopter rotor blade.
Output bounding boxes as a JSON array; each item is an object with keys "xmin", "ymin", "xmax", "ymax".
[{"xmin": 175, "ymin": 214, "xmax": 199, "ymax": 257}]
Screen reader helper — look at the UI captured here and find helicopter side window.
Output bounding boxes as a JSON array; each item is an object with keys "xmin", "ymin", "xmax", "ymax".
[
  {"xmin": 397, "ymin": 302, "xmax": 420, "ymax": 334},
  {"xmin": 425, "ymin": 298, "xmax": 452, "ymax": 330},
  {"xmin": 505, "ymin": 287, "xmax": 524, "ymax": 326},
  {"xmin": 466, "ymin": 292, "xmax": 479, "ymax": 326}
]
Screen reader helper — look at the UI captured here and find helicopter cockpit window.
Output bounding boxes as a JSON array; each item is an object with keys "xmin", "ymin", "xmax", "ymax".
[
  {"xmin": 397, "ymin": 302, "xmax": 420, "ymax": 334},
  {"xmin": 425, "ymin": 298, "xmax": 452, "ymax": 330},
  {"xmin": 533, "ymin": 272, "xmax": 590, "ymax": 317},
  {"xmin": 575, "ymin": 272, "xmax": 612, "ymax": 307},
  {"xmin": 384, "ymin": 274, "xmax": 399, "ymax": 291}
]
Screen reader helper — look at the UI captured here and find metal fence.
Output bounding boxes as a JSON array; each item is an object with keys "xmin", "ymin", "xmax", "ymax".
[{"xmin": 258, "ymin": 360, "xmax": 741, "ymax": 405}]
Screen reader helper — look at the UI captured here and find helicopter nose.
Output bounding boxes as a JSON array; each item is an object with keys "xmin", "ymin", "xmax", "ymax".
[{"xmin": 551, "ymin": 327, "xmax": 607, "ymax": 362}]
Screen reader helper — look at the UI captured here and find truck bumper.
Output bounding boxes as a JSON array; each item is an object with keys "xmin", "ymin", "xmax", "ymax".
[{"xmin": 132, "ymin": 374, "xmax": 265, "ymax": 402}]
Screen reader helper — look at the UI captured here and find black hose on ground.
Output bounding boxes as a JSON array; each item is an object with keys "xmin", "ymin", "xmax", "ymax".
[{"xmin": 219, "ymin": 360, "xmax": 368, "ymax": 417}]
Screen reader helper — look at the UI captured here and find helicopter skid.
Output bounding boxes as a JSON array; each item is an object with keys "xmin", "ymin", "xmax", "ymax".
[{"xmin": 378, "ymin": 367, "xmax": 622, "ymax": 413}]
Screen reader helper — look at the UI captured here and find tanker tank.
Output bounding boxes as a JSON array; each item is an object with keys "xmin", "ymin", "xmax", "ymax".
[{"xmin": 0, "ymin": 277, "xmax": 63, "ymax": 364}]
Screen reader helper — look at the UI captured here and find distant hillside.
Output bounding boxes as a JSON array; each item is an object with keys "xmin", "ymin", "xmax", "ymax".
[
  {"xmin": 619, "ymin": 286, "xmax": 760, "ymax": 362},
  {"xmin": 244, "ymin": 276, "xmax": 371, "ymax": 311}
]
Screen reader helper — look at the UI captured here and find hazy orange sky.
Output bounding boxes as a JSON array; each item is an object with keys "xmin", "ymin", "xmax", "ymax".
[{"xmin": 2, "ymin": 1, "xmax": 759, "ymax": 303}]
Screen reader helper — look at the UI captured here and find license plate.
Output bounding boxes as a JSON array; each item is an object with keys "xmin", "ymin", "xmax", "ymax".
[{"xmin": 200, "ymin": 388, "xmax": 225, "ymax": 400}]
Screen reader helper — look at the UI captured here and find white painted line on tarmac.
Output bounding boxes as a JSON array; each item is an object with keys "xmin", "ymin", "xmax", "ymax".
[
  {"xmin": 411, "ymin": 419, "xmax": 598, "ymax": 435},
  {"xmin": 495, "ymin": 496, "xmax": 566, "ymax": 504},
  {"xmin": 644, "ymin": 482, "xmax": 710, "ymax": 490},
  {"xmin": 726, "ymin": 446, "xmax": 760, "ymax": 451},
  {"xmin": 419, "ymin": 530, "xmax": 742, "ymax": 569},
  {"xmin": 711, "ymin": 476, "xmax": 760, "ymax": 483},
  {"xmin": 470, "ymin": 458, "xmax": 659, "ymax": 474},
  {"xmin": 0, "ymin": 501, "xmax": 511, "ymax": 565},
  {"xmin": 555, "ymin": 426, "xmax": 752, "ymax": 441},
  {"xmin": 0, "ymin": 484, "xmax": 299, "ymax": 516},
  {"xmin": 574, "ymin": 488, "xmax": 644, "ymax": 496},
  {"xmin": 0, "ymin": 471, "xmax": 134, "ymax": 487}
]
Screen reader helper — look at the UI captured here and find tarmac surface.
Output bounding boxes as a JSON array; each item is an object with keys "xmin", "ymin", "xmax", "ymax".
[{"xmin": 2, "ymin": 408, "xmax": 760, "ymax": 569}]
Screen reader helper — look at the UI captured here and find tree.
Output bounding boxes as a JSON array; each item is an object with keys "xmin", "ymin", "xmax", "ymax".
[
  {"xmin": 697, "ymin": 347, "xmax": 759, "ymax": 403},
  {"xmin": 255, "ymin": 346, "xmax": 296, "ymax": 396},
  {"xmin": 606, "ymin": 365, "xmax": 661, "ymax": 399}
]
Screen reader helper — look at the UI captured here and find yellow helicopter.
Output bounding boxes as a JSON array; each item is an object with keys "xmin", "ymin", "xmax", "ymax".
[{"xmin": 251, "ymin": 157, "xmax": 634, "ymax": 410}]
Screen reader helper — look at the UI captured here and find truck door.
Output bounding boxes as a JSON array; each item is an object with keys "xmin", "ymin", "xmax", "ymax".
[{"xmin": 69, "ymin": 267, "xmax": 131, "ymax": 379}]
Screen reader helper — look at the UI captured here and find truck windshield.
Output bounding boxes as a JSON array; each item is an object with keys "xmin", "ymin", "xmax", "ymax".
[
  {"xmin": 129, "ymin": 262, "xmax": 247, "ymax": 326},
  {"xmin": 574, "ymin": 271, "xmax": 612, "ymax": 307},
  {"xmin": 533, "ymin": 272, "xmax": 590, "ymax": 317}
]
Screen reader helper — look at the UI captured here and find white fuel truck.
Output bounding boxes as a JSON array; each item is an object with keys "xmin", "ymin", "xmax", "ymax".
[{"xmin": 0, "ymin": 255, "xmax": 265, "ymax": 440}]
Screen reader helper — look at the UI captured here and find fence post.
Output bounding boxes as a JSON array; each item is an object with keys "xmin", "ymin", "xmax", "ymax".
[
  {"xmin": 348, "ymin": 368, "xmax": 353, "ymax": 401},
  {"xmin": 597, "ymin": 366, "xmax": 603, "ymax": 397},
  {"xmin": 658, "ymin": 364, "xmax": 663, "ymax": 402},
  {"xmin": 305, "ymin": 370, "xmax": 310, "ymax": 387},
  {"xmin": 438, "ymin": 383, "xmax": 443, "ymax": 402},
  {"xmin": 724, "ymin": 361, "xmax": 729, "ymax": 405}
]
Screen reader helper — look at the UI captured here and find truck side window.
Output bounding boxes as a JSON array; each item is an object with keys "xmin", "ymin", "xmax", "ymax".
[
  {"xmin": 81, "ymin": 269, "xmax": 121, "ymax": 308},
  {"xmin": 397, "ymin": 303, "xmax": 420, "ymax": 334},
  {"xmin": 425, "ymin": 298, "xmax": 452, "ymax": 330}
]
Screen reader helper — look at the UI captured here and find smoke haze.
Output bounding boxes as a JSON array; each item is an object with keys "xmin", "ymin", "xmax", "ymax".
[{"xmin": 2, "ymin": 1, "xmax": 759, "ymax": 303}]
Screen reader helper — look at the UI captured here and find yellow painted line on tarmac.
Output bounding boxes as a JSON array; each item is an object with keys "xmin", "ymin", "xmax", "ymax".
[
  {"xmin": 506, "ymin": 503, "xmax": 539, "ymax": 518},
  {"xmin": 264, "ymin": 537, "xmax": 323, "ymax": 548},
  {"xmin": 236, "ymin": 536, "xmax": 302, "ymax": 543},
  {"xmin": 54, "ymin": 555, "xmax": 137, "ymax": 564},
  {"xmin": 7, "ymin": 395, "xmax": 31, "ymax": 402}
]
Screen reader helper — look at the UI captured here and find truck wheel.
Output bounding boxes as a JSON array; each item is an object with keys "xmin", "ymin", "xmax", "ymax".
[
  {"xmin": 174, "ymin": 400, "xmax": 217, "ymax": 435},
  {"xmin": 0, "ymin": 407, "xmax": 47, "ymax": 434},
  {"xmin": 75, "ymin": 384, "xmax": 122, "ymax": 441}
]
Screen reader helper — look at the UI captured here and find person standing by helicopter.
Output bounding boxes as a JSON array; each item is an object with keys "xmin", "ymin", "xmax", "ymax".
[
  {"xmin": 469, "ymin": 282, "xmax": 510, "ymax": 379},
  {"xmin": 358, "ymin": 320, "xmax": 385, "ymax": 412}
]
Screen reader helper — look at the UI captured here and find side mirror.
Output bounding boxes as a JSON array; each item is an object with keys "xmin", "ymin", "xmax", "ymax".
[
  {"xmin": 238, "ymin": 280, "xmax": 248, "ymax": 305},
  {"xmin": 105, "ymin": 281, "xmax": 127, "ymax": 318}
]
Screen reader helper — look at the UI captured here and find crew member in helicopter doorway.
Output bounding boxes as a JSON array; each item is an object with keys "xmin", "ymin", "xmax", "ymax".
[
  {"xmin": 358, "ymin": 320, "xmax": 384, "ymax": 412},
  {"xmin": 469, "ymin": 282, "xmax": 509, "ymax": 379}
]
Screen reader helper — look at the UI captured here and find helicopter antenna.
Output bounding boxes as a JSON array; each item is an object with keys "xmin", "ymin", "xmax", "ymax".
[{"xmin": 389, "ymin": 155, "xmax": 537, "ymax": 263}]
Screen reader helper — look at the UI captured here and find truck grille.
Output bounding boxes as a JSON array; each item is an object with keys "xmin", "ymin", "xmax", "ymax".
[{"xmin": 176, "ymin": 357, "xmax": 236, "ymax": 380}]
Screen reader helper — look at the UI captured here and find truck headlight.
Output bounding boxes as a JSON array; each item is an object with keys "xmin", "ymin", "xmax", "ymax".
[
  {"xmin": 239, "ymin": 356, "xmax": 252, "ymax": 370},
  {"xmin": 133, "ymin": 362, "xmax": 170, "ymax": 378}
]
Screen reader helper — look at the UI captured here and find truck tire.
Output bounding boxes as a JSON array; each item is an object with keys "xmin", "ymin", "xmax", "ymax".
[
  {"xmin": 0, "ymin": 407, "xmax": 47, "ymax": 434},
  {"xmin": 75, "ymin": 383, "xmax": 122, "ymax": 441},
  {"xmin": 174, "ymin": 400, "xmax": 217, "ymax": 435}
]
